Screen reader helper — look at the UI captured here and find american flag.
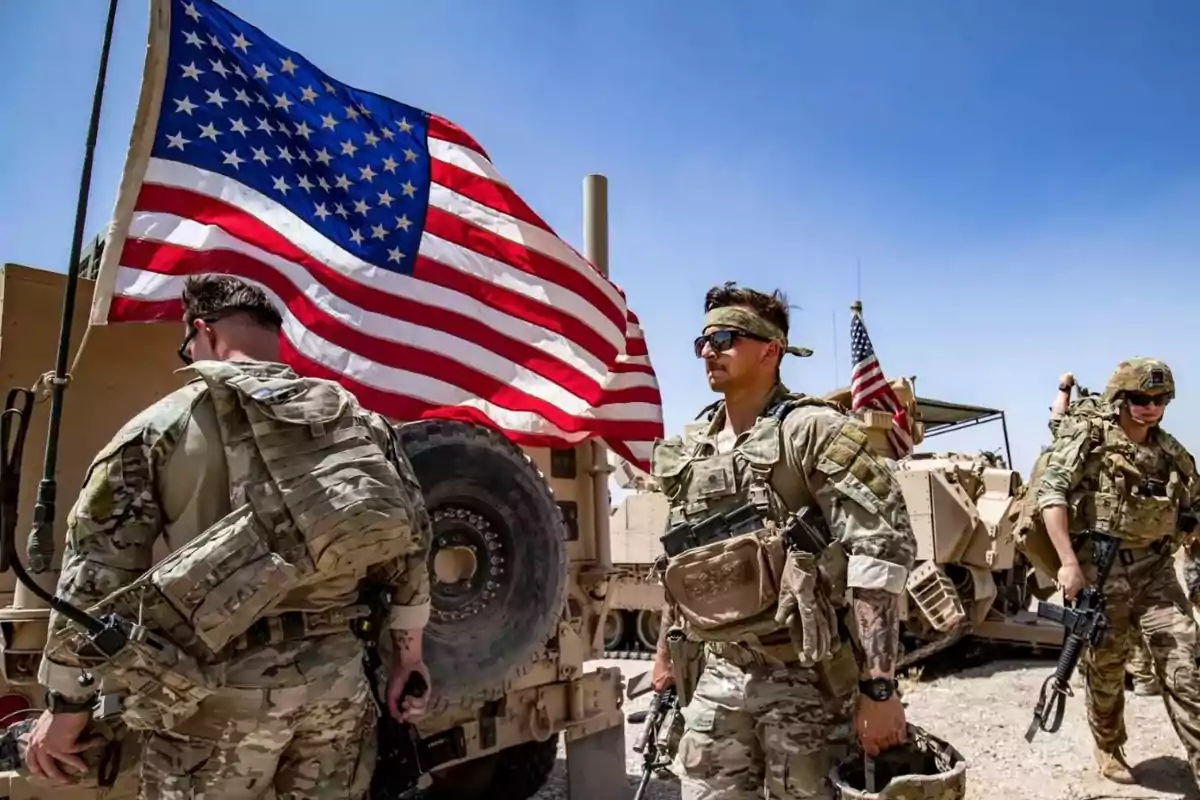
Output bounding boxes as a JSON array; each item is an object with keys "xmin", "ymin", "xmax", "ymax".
[
  {"xmin": 849, "ymin": 307, "xmax": 913, "ymax": 458},
  {"xmin": 89, "ymin": 0, "xmax": 663, "ymax": 471}
]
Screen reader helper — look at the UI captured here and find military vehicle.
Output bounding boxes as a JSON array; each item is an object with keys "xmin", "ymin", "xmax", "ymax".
[
  {"xmin": 598, "ymin": 377, "xmax": 1064, "ymax": 666},
  {"xmin": 0, "ymin": 258, "xmax": 632, "ymax": 799}
]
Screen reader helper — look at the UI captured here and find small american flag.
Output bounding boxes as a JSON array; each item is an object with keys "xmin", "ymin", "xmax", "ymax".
[
  {"xmin": 89, "ymin": 0, "xmax": 663, "ymax": 471},
  {"xmin": 849, "ymin": 306, "xmax": 913, "ymax": 458}
]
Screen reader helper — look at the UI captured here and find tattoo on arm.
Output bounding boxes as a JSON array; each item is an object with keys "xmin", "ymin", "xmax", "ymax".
[{"xmin": 853, "ymin": 588, "xmax": 899, "ymax": 677}]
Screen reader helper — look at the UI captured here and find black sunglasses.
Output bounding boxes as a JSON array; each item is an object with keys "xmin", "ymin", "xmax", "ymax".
[
  {"xmin": 1125, "ymin": 392, "xmax": 1170, "ymax": 408},
  {"xmin": 178, "ymin": 316, "xmax": 222, "ymax": 365},
  {"xmin": 693, "ymin": 329, "xmax": 771, "ymax": 358}
]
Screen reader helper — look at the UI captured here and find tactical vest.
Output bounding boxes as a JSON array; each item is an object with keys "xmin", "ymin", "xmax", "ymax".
[
  {"xmin": 73, "ymin": 362, "xmax": 423, "ymax": 730},
  {"xmin": 650, "ymin": 394, "xmax": 847, "ymax": 645},
  {"xmin": 1011, "ymin": 399, "xmax": 1196, "ymax": 580}
]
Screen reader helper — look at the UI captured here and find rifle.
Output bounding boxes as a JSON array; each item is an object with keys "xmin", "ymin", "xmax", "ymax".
[
  {"xmin": 632, "ymin": 685, "xmax": 680, "ymax": 800},
  {"xmin": 1025, "ymin": 530, "xmax": 1121, "ymax": 742},
  {"xmin": 354, "ymin": 584, "xmax": 467, "ymax": 800}
]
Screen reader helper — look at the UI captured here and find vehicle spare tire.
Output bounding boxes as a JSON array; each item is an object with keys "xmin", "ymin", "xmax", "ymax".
[{"xmin": 396, "ymin": 419, "xmax": 569, "ymax": 695}]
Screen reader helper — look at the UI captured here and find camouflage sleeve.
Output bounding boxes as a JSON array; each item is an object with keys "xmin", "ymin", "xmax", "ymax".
[
  {"xmin": 1048, "ymin": 411, "xmax": 1063, "ymax": 437},
  {"xmin": 782, "ymin": 408, "xmax": 916, "ymax": 594},
  {"xmin": 1035, "ymin": 423, "xmax": 1093, "ymax": 510},
  {"xmin": 363, "ymin": 415, "xmax": 432, "ymax": 631},
  {"xmin": 1183, "ymin": 537, "xmax": 1200, "ymax": 603},
  {"xmin": 39, "ymin": 442, "xmax": 164, "ymax": 700}
]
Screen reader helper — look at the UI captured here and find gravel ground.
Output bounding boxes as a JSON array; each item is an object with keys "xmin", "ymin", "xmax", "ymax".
[{"xmin": 531, "ymin": 653, "xmax": 1200, "ymax": 800}]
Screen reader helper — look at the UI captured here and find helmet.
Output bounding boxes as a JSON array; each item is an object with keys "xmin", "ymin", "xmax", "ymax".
[
  {"xmin": 1104, "ymin": 357, "xmax": 1175, "ymax": 402},
  {"xmin": 829, "ymin": 723, "xmax": 967, "ymax": 800}
]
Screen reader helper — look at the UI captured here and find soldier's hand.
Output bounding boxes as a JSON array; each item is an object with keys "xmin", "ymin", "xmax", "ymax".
[
  {"xmin": 388, "ymin": 658, "xmax": 432, "ymax": 723},
  {"xmin": 651, "ymin": 647, "xmax": 675, "ymax": 693},
  {"xmin": 25, "ymin": 709, "xmax": 101, "ymax": 785},
  {"xmin": 1057, "ymin": 562, "xmax": 1086, "ymax": 601},
  {"xmin": 854, "ymin": 693, "xmax": 907, "ymax": 757},
  {"xmin": 1058, "ymin": 373, "xmax": 1075, "ymax": 389}
]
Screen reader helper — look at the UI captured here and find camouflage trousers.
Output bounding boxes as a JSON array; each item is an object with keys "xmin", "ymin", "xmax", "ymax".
[
  {"xmin": 139, "ymin": 632, "xmax": 377, "ymax": 799},
  {"xmin": 673, "ymin": 647, "xmax": 856, "ymax": 799},
  {"xmin": 1126, "ymin": 635, "xmax": 1160, "ymax": 692},
  {"xmin": 1081, "ymin": 547, "xmax": 1200, "ymax": 779}
]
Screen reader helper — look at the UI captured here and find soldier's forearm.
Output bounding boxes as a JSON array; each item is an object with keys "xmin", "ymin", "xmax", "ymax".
[
  {"xmin": 852, "ymin": 588, "xmax": 900, "ymax": 679},
  {"xmin": 1041, "ymin": 506, "xmax": 1077, "ymax": 566},
  {"xmin": 392, "ymin": 628, "xmax": 424, "ymax": 665}
]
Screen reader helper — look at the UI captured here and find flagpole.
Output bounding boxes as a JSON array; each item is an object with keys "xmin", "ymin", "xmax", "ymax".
[
  {"xmin": 28, "ymin": 0, "xmax": 121, "ymax": 575},
  {"xmin": 583, "ymin": 174, "xmax": 612, "ymax": 572}
]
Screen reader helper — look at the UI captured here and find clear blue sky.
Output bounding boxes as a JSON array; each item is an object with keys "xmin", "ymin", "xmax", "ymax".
[{"xmin": 2, "ymin": 0, "xmax": 1199, "ymax": 474}]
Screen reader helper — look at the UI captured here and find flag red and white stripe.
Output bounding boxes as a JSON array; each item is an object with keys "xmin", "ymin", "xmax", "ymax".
[
  {"xmin": 849, "ymin": 307, "xmax": 913, "ymax": 458},
  {"xmin": 88, "ymin": 0, "xmax": 664, "ymax": 471}
]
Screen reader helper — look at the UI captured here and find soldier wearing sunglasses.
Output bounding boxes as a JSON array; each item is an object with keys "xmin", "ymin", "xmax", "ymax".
[
  {"xmin": 1037, "ymin": 357, "xmax": 1200, "ymax": 785},
  {"xmin": 647, "ymin": 282, "xmax": 918, "ymax": 798}
]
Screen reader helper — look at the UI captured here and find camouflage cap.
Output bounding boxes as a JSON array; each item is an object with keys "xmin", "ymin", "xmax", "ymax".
[
  {"xmin": 829, "ymin": 723, "xmax": 967, "ymax": 800},
  {"xmin": 1104, "ymin": 357, "xmax": 1175, "ymax": 402}
]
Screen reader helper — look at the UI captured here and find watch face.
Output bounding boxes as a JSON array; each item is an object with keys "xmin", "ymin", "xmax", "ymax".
[{"xmin": 862, "ymin": 679, "xmax": 893, "ymax": 701}]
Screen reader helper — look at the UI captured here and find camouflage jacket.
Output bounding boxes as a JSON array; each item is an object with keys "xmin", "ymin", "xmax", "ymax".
[{"xmin": 40, "ymin": 360, "xmax": 432, "ymax": 700}]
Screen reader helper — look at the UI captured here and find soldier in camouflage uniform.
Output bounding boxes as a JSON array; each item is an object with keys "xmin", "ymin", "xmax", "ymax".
[
  {"xmin": 1048, "ymin": 373, "xmax": 1161, "ymax": 697},
  {"xmin": 24, "ymin": 276, "xmax": 433, "ymax": 798},
  {"xmin": 1038, "ymin": 357, "xmax": 1200, "ymax": 785},
  {"xmin": 649, "ymin": 283, "xmax": 917, "ymax": 799}
]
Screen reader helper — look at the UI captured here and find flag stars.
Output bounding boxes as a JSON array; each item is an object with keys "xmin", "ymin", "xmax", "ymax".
[
  {"xmin": 321, "ymin": 114, "xmax": 338, "ymax": 131},
  {"xmin": 349, "ymin": 229, "xmax": 365, "ymax": 245},
  {"xmin": 381, "ymin": 156, "xmax": 398, "ymax": 174},
  {"xmin": 279, "ymin": 56, "xmax": 299, "ymax": 76},
  {"xmin": 363, "ymin": 131, "xmax": 380, "ymax": 148},
  {"xmin": 314, "ymin": 148, "xmax": 333, "ymax": 166},
  {"xmin": 314, "ymin": 202, "xmax": 330, "ymax": 221},
  {"xmin": 334, "ymin": 174, "xmax": 353, "ymax": 190},
  {"xmin": 273, "ymin": 176, "xmax": 291, "ymax": 195},
  {"xmin": 293, "ymin": 121, "xmax": 313, "ymax": 140},
  {"xmin": 222, "ymin": 149, "xmax": 245, "ymax": 169},
  {"xmin": 377, "ymin": 190, "xmax": 394, "ymax": 207},
  {"xmin": 232, "ymin": 33, "xmax": 252, "ymax": 52},
  {"xmin": 233, "ymin": 88, "xmax": 253, "ymax": 106},
  {"xmin": 358, "ymin": 164, "xmax": 376, "ymax": 183},
  {"xmin": 181, "ymin": 62, "xmax": 204, "ymax": 80},
  {"xmin": 395, "ymin": 214, "xmax": 412, "ymax": 232},
  {"xmin": 204, "ymin": 89, "xmax": 228, "ymax": 109},
  {"xmin": 208, "ymin": 33, "xmax": 225, "ymax": 52},
  {"xmin": 403, "ymin": 148, "xmax": 418, "ymax": 163},
  {"xmin": 253, "ymin": 63, "xmax": 274, "ymax": 82},
  {"xmin": 323, "ymin": 81, "xmax": 337, "ymax": 94},
  {"xmin": 183, "ymin": 2, "xmax": 202, "ymax": 21},
  {"xmin": 274, "ymin": 93, "xmax": 294, "ymax": 112},
  {"xmin": 317, "ymin": 176, "xmax": 331, "ymax": 191},
  {"xmin": 251, "ymin": 146, "xmax": 271, "ymax": 165},
  {"xmin": 400, "ymin": 181, "xmax": 417, "ymax": 198},
  {"xmin": 297, "ymin": 149, "xmax": 312, "ymax": 165},
  {"xmin": 209, "ymin": 59, "xmax": 230, "ymax": 79},
  {"xmin": 371, "ymin": 224, "xmax": 389, "ymax": 241},
  {"xmin": 353, "ymin": 199, "xmax": 372, "ymax": 216},
  {"xmin": 397, "ymin": 117, "xmax": 414, "ymax": 134},
  {"xmin": 230, "ymin": 118, "xmax": 251, "ymax": 136},
  {"xmin": 166, "ymin": 131, "xmax": 190, "ymax": 150},
  {"xmin": 256, "ymin": 117, "xmax": 275, "ymax": 135},
  {"xmin": 340, "ymin": 139, "xmax": 358, "ymax": 157},
  {"xmin": 233, "ymin": 63, "xmax": 247, "ymax": 81},
  {"xmin": 276, "ymin": 146, "xmax": 294, "ymax": 164},
  {"xmin": 345, "ymin": 105, "xmax": 360, "ymax": 121},
  {"xmin": 387, "ymin": 247, "xmax": 404, "ymax": 264},
  {"xmin": 198, "ymin": 122, "xmax": 221, "ymax": 141},
  {"xmin": 297, "ymin": 175, "xmax": 313, "ymax": 192},
  {"xmin": 255, "ymin": 93, "xmax": 270, "ymax": 108},
  {"xmin": 183, "ymin": 31, "xmax": 205, "ymax": 49},
  {"xmin": 174, "ymin": 96, "xmax": 198, "ymax": 115},
  {"xmin": 381, "ymin": 128, "xmax": 395, "ymax": 141},
  {"xmin": 334, "ymin": 203, "xmax": 350, "ymax": 219},
  {"xmin": 300, "ymin": 86, "xmax": 319, "ymax": 104}
]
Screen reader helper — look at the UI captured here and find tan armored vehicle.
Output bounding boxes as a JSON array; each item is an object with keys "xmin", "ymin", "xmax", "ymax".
[
  {"xmin": 0, "ymin": 261, "xmax": 629, "ymax": 799},
  {"xmin": 599, "ymin": 377, "xmax": 1063, "ymax": 665}
]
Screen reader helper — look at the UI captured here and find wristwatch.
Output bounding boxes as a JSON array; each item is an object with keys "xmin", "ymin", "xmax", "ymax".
[
  {"xmin": 858, "ymin": 677, "xmax": 897, "ymax": 702},
  {"xmin": 45, "ymin": 690, "xmax": 95, "ymax": 715}
]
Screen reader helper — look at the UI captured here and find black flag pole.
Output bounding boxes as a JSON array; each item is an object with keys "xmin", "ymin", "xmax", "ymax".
[{"xmin": 27, "ymin": 0, "xmax": 122, "ymax": 574}]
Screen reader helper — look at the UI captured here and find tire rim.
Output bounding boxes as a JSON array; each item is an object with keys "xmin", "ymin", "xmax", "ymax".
[{"xmin": 429, "ymin": 505, "xmax": 508, "ymax": 622}]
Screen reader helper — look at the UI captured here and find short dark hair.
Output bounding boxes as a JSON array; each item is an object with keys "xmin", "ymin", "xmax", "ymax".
[
  {"xmin": 181, "ymin": 275, "xmax": 283, "ymax": 330},
  {"xmin": 703, "ymin": 282, "xmax": 789, "ymax": 337}
]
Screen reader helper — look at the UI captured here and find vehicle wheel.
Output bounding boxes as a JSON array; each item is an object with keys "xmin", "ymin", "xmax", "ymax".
[
  {"xmin": 635, "ymin": 609, "xmax": 661, "ymax": 651},
  {"xmin": 424, "ymin": 735, "xmax": 560, "ymax": 800},
  {"xmin": 602, "ymin": 609, "xmax": 626, "ymax": 651},
  {"xmin": 397, "ymin": 419, "xmax": 569, "ymax": 696}
]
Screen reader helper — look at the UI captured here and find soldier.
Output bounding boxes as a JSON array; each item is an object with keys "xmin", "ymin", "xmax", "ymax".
[
  {"xmin": 1038, "ymin": 357, "xmax": 1200, "ymax": 785},
  {"xmin": 1048, "ymin": 373, "xmax": 1160, "ymax": 697},
  {"xmin": 24, "ymin": 276, "xmax": 433, "ymax": 797},
  {"xmin": 649, "ymin": 282, "xmax": 917, "ymax": 798}
]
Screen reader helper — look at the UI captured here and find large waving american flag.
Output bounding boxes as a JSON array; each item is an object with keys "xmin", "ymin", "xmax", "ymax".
[
  {"xmin": 849, "ymin": 305, "xmax": 913, "ymax": 458},
  {"xmin": 89, "ymin": 0, "xmax": 663, "ymax": 470}
]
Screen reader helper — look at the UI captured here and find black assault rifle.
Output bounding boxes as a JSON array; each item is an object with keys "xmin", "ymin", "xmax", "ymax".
[
  {"xmin": 631, "ymin": 685, "xmax": 680, "ymax": 800},
  {"xmin": 1024, "ymin": 529, "xmax": 1121, "ymax": 742},
  {"xmin": 660, "ymin": 502, "xmax": 831, "ymax": 558}
]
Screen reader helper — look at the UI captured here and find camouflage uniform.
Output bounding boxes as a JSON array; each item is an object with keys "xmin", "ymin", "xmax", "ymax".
[
  {"xmin": 1037, "ymin": 357, "xmax": 1200, "ymax": 780},
  {"xmin": 38, "ymin": 360, "xmax": 432, "ymax": 799},
  {"xmin": 652, "ymin": 383, "xmax": 916, "ymax": 799}
]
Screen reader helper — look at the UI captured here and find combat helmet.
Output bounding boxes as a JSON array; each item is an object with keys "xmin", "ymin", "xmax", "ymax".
[
  {"xmin": 829, "ymin": 723, "xmax": 967, "ymax": 800},
  {"xmin": 1104, "ymin": 357, "xmax": 1175, "ymax": 403}
]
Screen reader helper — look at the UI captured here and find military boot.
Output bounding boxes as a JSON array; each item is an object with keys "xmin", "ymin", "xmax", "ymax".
[{"xmin": 1094, "ymin": 745, "xmax": 1135, "ymax": 784}]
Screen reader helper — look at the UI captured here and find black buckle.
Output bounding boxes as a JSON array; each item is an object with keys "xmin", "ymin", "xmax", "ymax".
[{"xmin": 1119, "ymin": 549, "xmax": 1135, "ymax": 566}]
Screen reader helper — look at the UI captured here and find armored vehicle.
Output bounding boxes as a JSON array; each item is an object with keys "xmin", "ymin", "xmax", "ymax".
[
  {"xmin": 0, "ymin": 261, "xmax": 630, "ymax": 799},
  {"xmin": 599, "ymin": 377, "xmax": 1064, "ymax": 665}
]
